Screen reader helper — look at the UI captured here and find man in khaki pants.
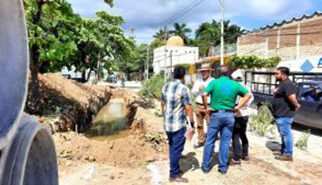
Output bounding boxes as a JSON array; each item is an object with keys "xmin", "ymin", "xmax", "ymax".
[{"xmin": 191, "ymin": 64, "xmax": 213, "ymax": 148}]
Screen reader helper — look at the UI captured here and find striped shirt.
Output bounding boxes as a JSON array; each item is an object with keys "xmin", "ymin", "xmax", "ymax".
[{"xmin": 162, "ymin": 80, "xmax": 192, "ymax": 132}]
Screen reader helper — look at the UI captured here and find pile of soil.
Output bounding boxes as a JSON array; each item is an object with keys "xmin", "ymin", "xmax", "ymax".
[
  {"xmin": 55, "ymin": 131, "xmax": 165, "ymax": 167},
  {"xmin": 26, "ymin": 73, "xmax": 112, "ymax": 132}
]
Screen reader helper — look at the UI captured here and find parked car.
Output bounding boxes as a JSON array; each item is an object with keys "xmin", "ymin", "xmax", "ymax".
[
  {"xmin": 245, "ymin": 71, "xmax": 322, "ymax": 130},
  {"xmin": 106, "ymin": 75, "xmax": 118, "ymax": 83}
]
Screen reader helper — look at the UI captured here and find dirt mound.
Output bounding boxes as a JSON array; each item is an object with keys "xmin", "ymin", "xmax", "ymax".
[
  {"xmin": 26, "ymin": 73, "xmax": 112, "ymax": 132},
  {"xmin": 55, "ymin": 132, "xmax": 166, "ymax": 167}
]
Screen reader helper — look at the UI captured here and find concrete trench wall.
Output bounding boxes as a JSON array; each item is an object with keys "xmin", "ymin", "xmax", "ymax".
[{"xmin": 0, "ymin": 0, "xmax": 58, "ymax": 184}]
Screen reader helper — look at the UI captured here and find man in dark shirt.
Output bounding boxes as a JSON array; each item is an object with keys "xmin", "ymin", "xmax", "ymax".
[{"xmin": 272, "ymin": 67, "xmax": 300, "ymax": 161}]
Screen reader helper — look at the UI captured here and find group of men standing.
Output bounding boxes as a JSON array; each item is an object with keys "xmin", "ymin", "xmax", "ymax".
[{"xmin": 161, "ymin": 65, "xmax": 300, "ymax": 183}]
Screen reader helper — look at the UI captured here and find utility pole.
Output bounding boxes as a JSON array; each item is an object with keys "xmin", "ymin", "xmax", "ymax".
[
  {"xmin": 170, "ymin": 50, "xmax": 173, "ymax": 78},
  {"xmin": 220, "ymin": 0, "xmax": 225, "ymax": 65},
  {"xmin": 97, "ymin": 51, "xmax": 101, "ymax": 81},
  {"xmin": 145, "ymin": 46, "xmax": 150, "ymax": 81}
]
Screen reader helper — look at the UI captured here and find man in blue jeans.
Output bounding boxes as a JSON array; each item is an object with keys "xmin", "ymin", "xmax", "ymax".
[
  {"xmin": 272, "ymin": 67, "xmax": 301, "ymax": 161},
  {"xmin": 161, "ymin": 66, "xmax": 195, "ymax": 183},
  {"xmin": 201, "ymin": 66, "xmax": 251, "ymax": 174}
]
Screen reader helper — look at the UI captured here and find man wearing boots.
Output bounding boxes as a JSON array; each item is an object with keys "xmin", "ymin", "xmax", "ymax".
[
  {"xmin": 191, "ymin": 64, "xmax": 213, "ymax": 148},
  {"xmin": 272, "ymin": 67, "xmax": 300, "ymax": 161}
]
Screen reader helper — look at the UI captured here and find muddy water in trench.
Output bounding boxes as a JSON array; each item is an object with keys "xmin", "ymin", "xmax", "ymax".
[{"xmin": 86, "ymin": 99, "xmax": 131, "ymax": 141}]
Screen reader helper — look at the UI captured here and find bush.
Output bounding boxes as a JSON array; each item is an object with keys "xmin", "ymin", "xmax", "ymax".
[
  {"xmin": 295, "ymin": 130, "xmax": 311, "ymax": 150},
  {"xmin": 138, "ymin": 73, "xmax": 165, "ymax": 107},
  {"xmin": 229, "ymin": 55, "xmax": 281, "ymax": 69},
  {"xmin": 249, "ymin": 104, "xmax": 277, "ymax": 137}
]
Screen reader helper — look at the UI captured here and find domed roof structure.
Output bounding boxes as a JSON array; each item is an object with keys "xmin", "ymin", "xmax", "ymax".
[{"xmin": 166, "ymin": 36, "xmax": 184, "ymax": 47}]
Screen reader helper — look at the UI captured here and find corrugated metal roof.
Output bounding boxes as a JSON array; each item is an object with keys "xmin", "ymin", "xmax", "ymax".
[{"xmin": 243, "ymin": 11, "xmax": 322, "ymax": 35}]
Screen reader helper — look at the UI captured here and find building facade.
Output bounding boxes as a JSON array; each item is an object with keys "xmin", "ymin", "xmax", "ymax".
[
  {"xmin": 237, "ymin": 12, "xmax": 322, "ymax": 72},
  {"xmin": 153, "ymin": 45, "xmax": 199, "ymax": 75}
]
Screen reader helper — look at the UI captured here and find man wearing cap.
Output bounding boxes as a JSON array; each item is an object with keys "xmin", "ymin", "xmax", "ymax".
[
  {"xmin": 230, "ymin": 70, "xmax": 254, "ymax": 165},
  {"xmin": 191, "ymin": 64, "xmax": 214, "ymax": 148},
  {"xmin": 201, "ymin": 65, "xmax": 252, "ymax": 174}
]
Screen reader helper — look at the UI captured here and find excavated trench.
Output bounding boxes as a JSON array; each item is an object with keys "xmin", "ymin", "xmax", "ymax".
[{"xmin": 85, "ymin": 98, "xmax": 138, "ymax": 141}]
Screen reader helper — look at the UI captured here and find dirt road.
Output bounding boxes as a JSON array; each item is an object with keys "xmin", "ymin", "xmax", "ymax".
[{"xmin": 58, "ymin": 103, "xmax": 322, "ymax": 185}]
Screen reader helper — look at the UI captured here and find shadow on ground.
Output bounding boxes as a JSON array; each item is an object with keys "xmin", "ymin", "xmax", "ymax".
[
  {"xmin": 179, "ymin": 152, "xmax": 200, "ymax": 175},
  {"xmin": 265, "ymin": 140, "xmax": 282, "ymax": 157}
]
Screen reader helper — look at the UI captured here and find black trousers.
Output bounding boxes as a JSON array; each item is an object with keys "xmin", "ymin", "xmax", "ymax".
[{"xmin": 232, "ymin": 116, "xmax": 249, "ymax": 160}]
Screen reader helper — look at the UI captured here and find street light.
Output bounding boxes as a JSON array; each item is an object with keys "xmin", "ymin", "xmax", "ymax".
[{"xmin": 219, "ymin": 0, "xmax": 225, "ymax": 65}]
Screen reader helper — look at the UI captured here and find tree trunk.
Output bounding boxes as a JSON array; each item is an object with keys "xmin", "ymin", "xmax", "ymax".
[
  {"xmin": 27, "ymin": 1, "xmax": 45, "ymax": 113},
  {"xmin": 81, "ymin": 71, "xmax": 86, "ymax": 83},
  {"xmin": 28, "ymin": 45, "xmax": 41, "ymax": 114},
  {"xmin": 86, "ymin": 69, "xmax": 92, "ymax": 82}
]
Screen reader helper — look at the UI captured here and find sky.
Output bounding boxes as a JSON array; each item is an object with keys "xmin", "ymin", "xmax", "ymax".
[{"xmin": 67, "ymin": 0, "xmax": 322, "ymax": 44}]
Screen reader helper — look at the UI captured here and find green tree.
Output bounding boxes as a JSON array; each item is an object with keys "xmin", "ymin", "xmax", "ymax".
[
  {"xmin": 169, "ymin": 22, "xmax": 192, "ymax": 44},
  {"xmin": 150, "ymin": 38, "xmax": 166, "ymax": 50},
  {"xmin": 153, "ymin": 26, "xmax": 170, "ymax": 41},
  {"xmin": 195, "ymin": 20, "xmax": 243, "ymax": 57},
  {"xmin": 24, "ymin": 0, "xmax": 80, "ymax": 106},
  {"xmin": 116, "ymin": 43, "xmax": 151, "ymax": 79},
  {"xmin": 24, "ymin": 0, "xmax": 133, "ymax": 103},
  {"xmin": 70, "ymin": 11, "xmax": 134, "ymax": 82}
]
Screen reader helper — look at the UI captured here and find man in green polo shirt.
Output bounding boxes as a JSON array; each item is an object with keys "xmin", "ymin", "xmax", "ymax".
[{"xmin": 201, "ymin": 65, "xmax": 251, "ymax": 174}]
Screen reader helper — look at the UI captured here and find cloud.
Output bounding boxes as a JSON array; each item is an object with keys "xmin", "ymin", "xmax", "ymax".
[{"xmin": 67, "ymin": 0, "xmax": 314, "ymax": 44}]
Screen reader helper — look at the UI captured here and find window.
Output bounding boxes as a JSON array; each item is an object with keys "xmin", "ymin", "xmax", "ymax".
[{"xmin": 300, "ymin": 83, "xmax": 322, "ymax": 102}]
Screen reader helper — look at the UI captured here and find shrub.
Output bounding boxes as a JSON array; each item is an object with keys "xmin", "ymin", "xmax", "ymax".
[
  {"xmin": 138, "ymin": 73, "xmax": 165, "ymax": 107},
  {"xmin": 229, "ymin": 55, "xmax": 281, "ymax": 69},
  {"xmin": 295, "ymin": 130, "xmax": 311, "ymax": 150},
  {"xmin": 249, "ymin": 104, "xmax": 277, "ymax": 137}
]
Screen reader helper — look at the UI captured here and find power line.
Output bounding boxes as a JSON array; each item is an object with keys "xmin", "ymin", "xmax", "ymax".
[
  {"xmin": 162, "ymin": 0, "xmax": 206, "ymax": 26},
  {"xmin": 134, "ymin": 0, "xmax": 207, "ymax": 43}
]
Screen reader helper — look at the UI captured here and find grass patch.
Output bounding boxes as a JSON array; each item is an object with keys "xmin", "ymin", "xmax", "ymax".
[{"xmin": 295, "ymin": 130, "xmax": 311, "ymax": 150}]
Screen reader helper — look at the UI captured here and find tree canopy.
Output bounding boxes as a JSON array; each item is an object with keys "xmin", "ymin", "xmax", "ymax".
[
  {"xmin": 24, "ymin": 0, "xmax": 134, "ymax": 82},
  {"xmin": 169, "ymin": 23, "xmax": 192, "ymax": 44},
  {"xmin": 195, "ymin": 20, "xmax": 243, "ymax": 57}
]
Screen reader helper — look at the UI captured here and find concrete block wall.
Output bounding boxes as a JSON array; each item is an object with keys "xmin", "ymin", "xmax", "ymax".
[{"xmin": 237, "ymin": 13, "xmax": 322, "ymax": 61}]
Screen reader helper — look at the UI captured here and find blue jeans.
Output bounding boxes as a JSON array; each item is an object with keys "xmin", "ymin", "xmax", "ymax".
[
  {"xmin": 166, "ymin": 127, "xmax": 186, "ymax": 178},
  {"xmin": 202, "ymin": 112, "xmax": 235, "ymax": 172},
  {"xmin": 275, "ymin": 117, "xmax": 294, "ymax": 156}
]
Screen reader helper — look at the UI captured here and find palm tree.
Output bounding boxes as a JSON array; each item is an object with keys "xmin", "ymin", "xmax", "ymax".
[
  {"xmin": 169, "ymin": 22, "xmax": 192, "ymax": 44},
  {"xmin": 224, "ymin": 22, "xmax": 243, "ymax": 44},
  {"xmin": 195, "ymin": 20, "xmax": 221, "ymax": 45},
  {"xmin": 153, "ymin": 26, "xmax": 170, "ymax": 41},
  {"xmin": 194, "ymin": 20, "xmax": 243, "ymax": 56}
]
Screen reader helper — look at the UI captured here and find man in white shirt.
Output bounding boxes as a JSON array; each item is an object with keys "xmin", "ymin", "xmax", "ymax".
[
  {"xmin": 230, "ymin": 70, "xmax": 254, "ymax": 164},
  {"xmin": 191, "ymin": 64, "xmax": 214, "ymax": 148}
]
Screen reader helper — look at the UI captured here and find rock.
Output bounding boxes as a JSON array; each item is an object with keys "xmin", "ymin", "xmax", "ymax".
[
  {"xmin": 129, "ymin": 152, "xmax": 135, "ymax": 158},
  {"xmin": 139, "ymin": 140, "xmax": 145, "ymax": 147},
  {"xmin": 85, "ymin": 156, "xmax": 96, "ymax": 162},
  {"xmin": 110, "ymin": 176, "xmax": 115, "ymax": 180},
  {"xmin": 109, "ymin": 142, "xmax": 115, "ymax": 149}
]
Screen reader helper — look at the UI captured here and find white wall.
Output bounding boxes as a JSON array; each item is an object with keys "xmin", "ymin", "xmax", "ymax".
[
  {"xmin": 153, "ymin": 46, "xmax": 199, "ymax": 74},
  {"xmin": 278, "ymin": 55, "xmax": 322, "ymax": 72}
]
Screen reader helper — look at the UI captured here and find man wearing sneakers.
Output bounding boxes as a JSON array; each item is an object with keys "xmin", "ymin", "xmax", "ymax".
[{"xmin": 191, "ymin": 64, "xmax": 213, "ymax": 148}]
